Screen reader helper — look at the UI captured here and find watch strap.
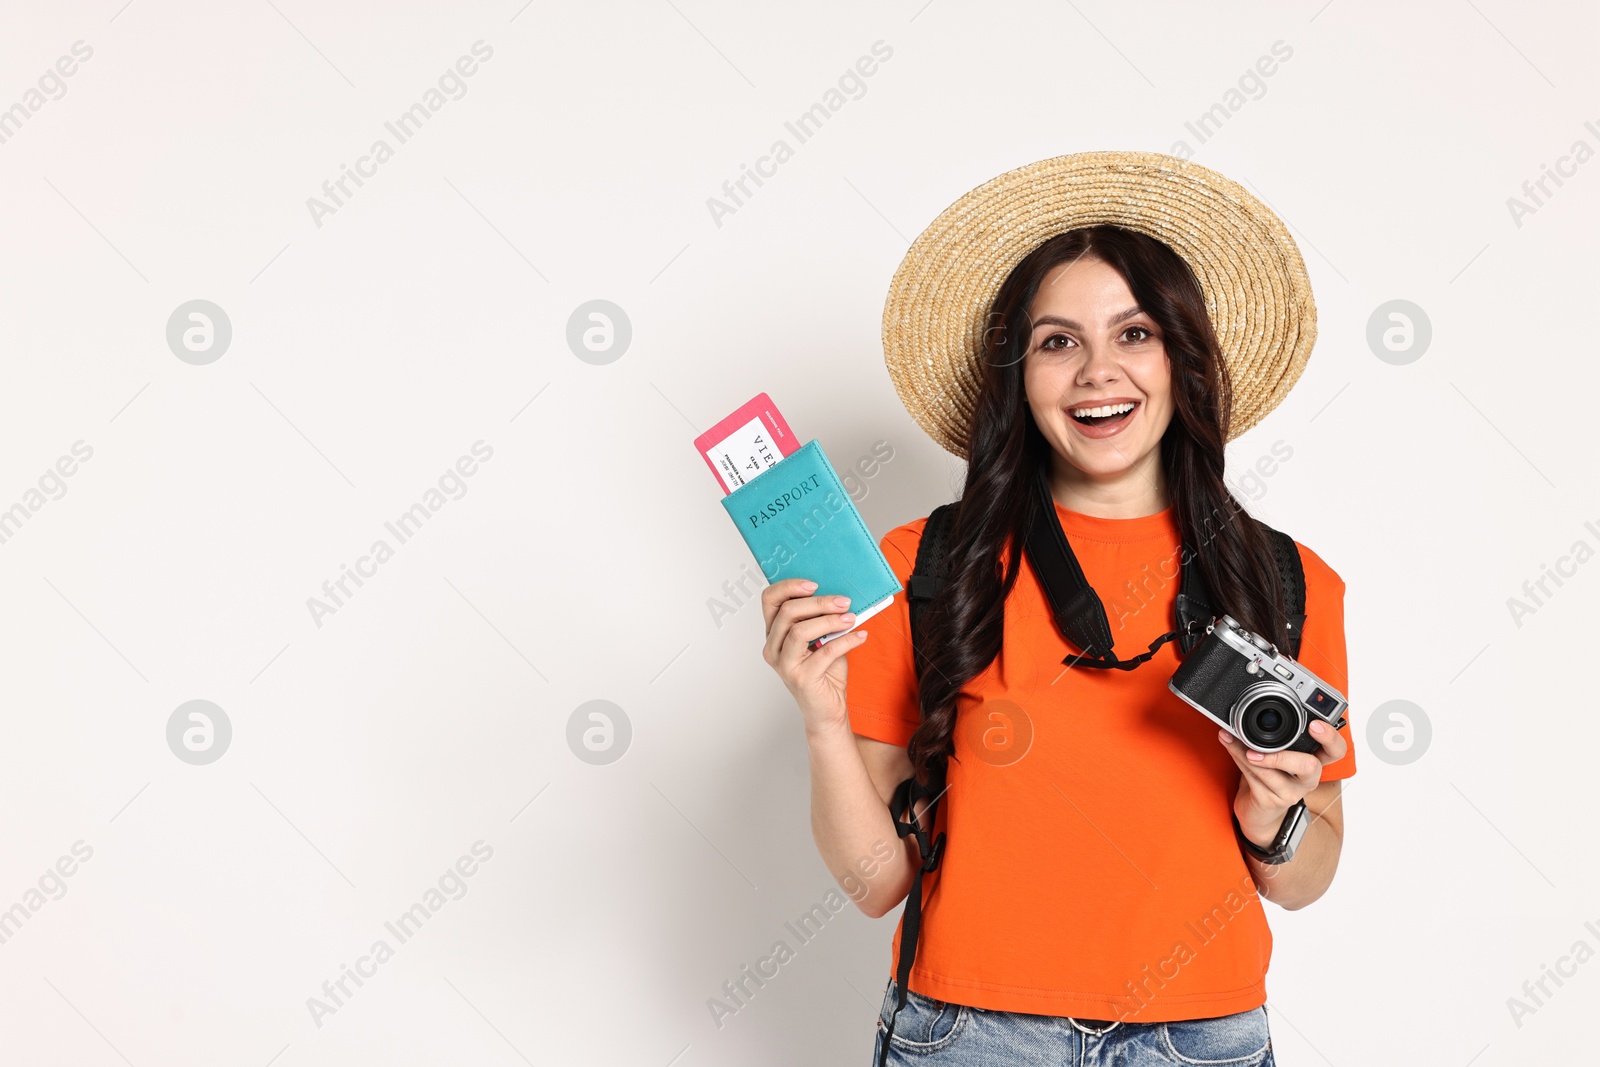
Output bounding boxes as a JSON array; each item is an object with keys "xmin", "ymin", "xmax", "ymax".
[{"xmin": 1234, "ymin": 799, "xmax": 1308, "ymax": 865}]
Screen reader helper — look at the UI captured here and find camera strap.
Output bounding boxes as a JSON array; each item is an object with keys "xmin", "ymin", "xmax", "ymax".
[{"xmin": 1023, "ymin": 463, "xmax": 1214, "ymax": 671}]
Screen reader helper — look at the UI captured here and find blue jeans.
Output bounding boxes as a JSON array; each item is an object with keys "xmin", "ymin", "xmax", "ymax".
[{"xmin": 873, "ymin": 980, "xmax": 1276, "ymax": 1066}]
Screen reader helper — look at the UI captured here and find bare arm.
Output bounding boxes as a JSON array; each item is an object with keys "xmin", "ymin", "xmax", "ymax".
[
  {"xmin": 1244, "ymin": 779, "xmax": 1343, "ymax": 910},
  {"xmin": 808, "ymin": 731, "xmax": 925, "ymax": 918},
  {"xmin": 1218, "ymin": 719, "xmax": 1348, "ymax": 910},
  {"xmin": 761, "ymin": 578, "xmax": 923, "ymax": 918}
]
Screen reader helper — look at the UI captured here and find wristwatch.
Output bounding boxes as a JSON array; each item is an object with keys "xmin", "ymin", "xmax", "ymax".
[{"xmin": 1233, "ymin": 800, "xmax": 1308, "ymax": 865}]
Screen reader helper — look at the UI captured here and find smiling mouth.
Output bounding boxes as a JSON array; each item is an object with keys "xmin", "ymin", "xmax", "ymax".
[{"xmin": 1070, "ymin": 401, "xmax": 1138, "ymax": 428}]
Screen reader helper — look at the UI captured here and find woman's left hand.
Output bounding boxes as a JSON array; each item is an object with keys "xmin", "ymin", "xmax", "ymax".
[{"xmin": 1218, "ymin": 719, "xmax": 1347, "ymax": 848}]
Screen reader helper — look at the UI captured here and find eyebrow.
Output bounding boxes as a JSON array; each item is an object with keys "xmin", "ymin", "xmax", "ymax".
[{"xmin": 1030, "ymin": 306, "xmax": 1146, "ymax": 333}]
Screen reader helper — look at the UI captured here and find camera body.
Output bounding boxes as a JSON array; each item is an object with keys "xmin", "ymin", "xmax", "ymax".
[{"xmin": 1168, "ymin": 615, "xmax": 1347, "ymax": 754}]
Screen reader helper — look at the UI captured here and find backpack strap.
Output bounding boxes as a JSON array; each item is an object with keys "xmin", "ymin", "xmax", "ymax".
[
  {"xmin": 1263, "ymin": 525, "xmax": 1307, "ymax": 658},
  {"xmin": 878, "ymin": 502, "xmax": 956, "ymax": 1066},
  {"xmin": 906, "ymin": 502, "xmax": 959, "ymax": 636}
]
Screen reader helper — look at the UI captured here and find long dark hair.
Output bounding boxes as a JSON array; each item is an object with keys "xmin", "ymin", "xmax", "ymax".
[{"xmin": 907, "ymin": 225, "xmax": 1291, "ymax": 782}]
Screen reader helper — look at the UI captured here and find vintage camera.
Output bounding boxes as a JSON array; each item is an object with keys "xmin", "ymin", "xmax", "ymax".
[{"xmin": 1168, "ymin": 615, "xmax": 1348, "ymax": 754}]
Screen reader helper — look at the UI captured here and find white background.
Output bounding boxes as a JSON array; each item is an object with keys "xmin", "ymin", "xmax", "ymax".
[{"xmin": 1, "ymin": 1, "xmax": 1596, "ymax": 1064}]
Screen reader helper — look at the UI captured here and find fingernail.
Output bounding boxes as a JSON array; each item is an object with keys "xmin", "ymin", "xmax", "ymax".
[
  {"xmin": 1217, "ymin": 731, "xmax": 1232, "ymax": 745},
  {"xmin": 801, "ymin": 581, "xmax": 818, "ymax": 592},
  {"xmin": 1310, "ymin": 720, "xmax": 1326, "ymax": 734},
  {"xmin": 841, "ymin": 613, "xmax": 856, "ymax": 624},
  {"xmin": 1246, "ymin": 749, "xmax": 1264, "ymax": 762},
  {"xmin": 833, "ymin": 596, "xmax": 851, "ymax": 608}
]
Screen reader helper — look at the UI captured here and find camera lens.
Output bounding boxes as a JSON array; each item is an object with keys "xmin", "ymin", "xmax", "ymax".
[{"xmin": 1233, "ymin": 683, "xmax": 1305, "ymax": 752}]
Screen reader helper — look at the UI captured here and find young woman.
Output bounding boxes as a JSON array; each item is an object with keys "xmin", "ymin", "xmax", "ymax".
[{"xmin": 760, "ymin": 154, "xmax": 1355, "ymax": 1066}]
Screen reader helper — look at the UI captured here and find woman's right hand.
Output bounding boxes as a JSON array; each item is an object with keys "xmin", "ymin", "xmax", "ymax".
[{"xmin": 760, "ymin": 578, "xmax": 870, "ymax": 736}]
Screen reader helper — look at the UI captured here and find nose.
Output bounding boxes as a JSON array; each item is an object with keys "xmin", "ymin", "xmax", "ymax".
[{"xmin": 1076, "ymin": 342, "xmax": 1121, "ymax": 387}]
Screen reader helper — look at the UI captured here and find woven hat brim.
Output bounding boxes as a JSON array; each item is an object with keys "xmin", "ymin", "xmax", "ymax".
[{"xmin": 882, "ymin": 151, "xmax": 1317, "ymax": 458}]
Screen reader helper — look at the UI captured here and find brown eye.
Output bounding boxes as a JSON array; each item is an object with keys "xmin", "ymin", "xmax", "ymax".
[
  {"xmin": 1040, "ymin": 334, "xmax": 1073, "ymax": 352},
  {"xmin": 1123, "ymin": 326, "xmax": 1153, "ymax": 343}
]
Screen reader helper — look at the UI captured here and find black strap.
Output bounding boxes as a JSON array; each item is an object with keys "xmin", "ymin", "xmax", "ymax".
[
  {"xmin": 1174, "ymin": 549, "xmax": 1215, "ymax": 656},
  {"xmin": 905, "ymin": 502, "xmax": 958, "ymax": 658},
  {"xmin": 878, "ymin": 502, "xmax": 956, "ymax": 1066},
  {"xmin": 1022, "ymin": 465, "xmax": 1308, "ymax": 667},
  {"xmin": 1024, "ymin": 464, "xmax": 1121, "ymax": 661},
  {"xmin": 1022, "ymin": 464, "xmax": 1201, "ymax": 670},
  {"xmin": 879, "ymin": 765, "xmax": 946, "ymax": 1065},
  {"xmin": 1268, "ymin": 525, "xmax": 1307, "ymax": 658}
]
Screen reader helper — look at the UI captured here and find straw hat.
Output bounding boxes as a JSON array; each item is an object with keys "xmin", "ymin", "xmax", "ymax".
[{"xmin": 881, "ymin": 150, "xmax": 1317, "ymax": 458}]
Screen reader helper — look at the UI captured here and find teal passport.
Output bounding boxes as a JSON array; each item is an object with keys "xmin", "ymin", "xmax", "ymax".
[{"xmin": 719, "ymin": 439, "xmax": 901, "ymax": 640}]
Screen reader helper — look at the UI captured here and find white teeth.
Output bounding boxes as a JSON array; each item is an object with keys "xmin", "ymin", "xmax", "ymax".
[{"xmin": 1071, "ymin": 402, "xmax": 1136, "ymax": 418}]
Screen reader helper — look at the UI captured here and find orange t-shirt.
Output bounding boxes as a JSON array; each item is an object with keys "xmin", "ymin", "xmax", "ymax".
[{"xmin": 846, "ymin": 501, "xmax": 1355, "ymax": 1022}]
